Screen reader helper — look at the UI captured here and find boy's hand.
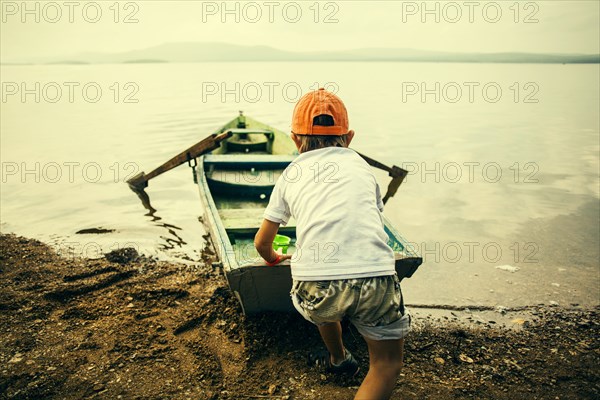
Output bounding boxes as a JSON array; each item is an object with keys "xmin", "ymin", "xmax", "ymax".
[
  {"xmin": 255, "ymin": 219, "xmax": 293, "ymax": 267},
  {"xmin": 265, "ymin": 253, "xmax": 292, "ymax": 267}
]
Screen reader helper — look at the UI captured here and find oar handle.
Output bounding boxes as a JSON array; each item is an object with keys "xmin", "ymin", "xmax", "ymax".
[{"xmin": 127, "ymin": 131, "xmax": 232, "ymax": 191}]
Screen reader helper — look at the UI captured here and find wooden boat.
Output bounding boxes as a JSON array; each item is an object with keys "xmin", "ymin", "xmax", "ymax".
[{"xmin": 196, "ymin": 113, "xmax": 422, "ymax": 314}]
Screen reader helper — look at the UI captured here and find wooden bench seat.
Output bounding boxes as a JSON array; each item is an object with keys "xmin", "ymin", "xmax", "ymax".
[
  {"xmin": 219, "ymin": 208, "xmax": 296, "ymax": 235},
  {"xmin": 203, "ymin": 154, "xmax": 297, "ymax": 169}
]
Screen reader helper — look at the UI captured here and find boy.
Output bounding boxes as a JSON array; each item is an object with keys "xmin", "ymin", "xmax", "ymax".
[{"xmin": 254, "ymin": 88, "xmax": 410, "ymax": 400}]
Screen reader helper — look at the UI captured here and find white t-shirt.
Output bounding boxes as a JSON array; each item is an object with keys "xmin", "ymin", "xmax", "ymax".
[{"xmin": 264, "ymin": 146, "xmax": 396, "ymax": 281}]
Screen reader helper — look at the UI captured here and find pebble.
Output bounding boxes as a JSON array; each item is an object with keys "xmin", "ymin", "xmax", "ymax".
[
  {"xmin": 495, "ymin": 306, "xmax": 508, "ymax": 315},
  {"xmin": 8, "ymin": 353, "xmax": 23, "ymax": 363},
  {"xmin": 495, "ymin": 265, "xmax": 520, "ymax": 273},
  {"xmin": 93, "ymin": 384, "xmax": 105, "ymax": 392},
  {"xmin": 459, "ymin": 354, "xmax": 474, "ymax": 363}
]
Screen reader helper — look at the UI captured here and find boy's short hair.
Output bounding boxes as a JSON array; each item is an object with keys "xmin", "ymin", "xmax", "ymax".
[
  {"xmin": 295, "ymin": 114, "xmax": 348, "ymax": 152},
  {"xmin": 296, "ymin": 134, "xmax": 349, "ymax": 153}
]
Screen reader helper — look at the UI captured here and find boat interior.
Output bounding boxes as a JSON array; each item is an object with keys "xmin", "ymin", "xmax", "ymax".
[{"xmin": 203, "ymin": 118, "xmax": 299, "ymax": 266}]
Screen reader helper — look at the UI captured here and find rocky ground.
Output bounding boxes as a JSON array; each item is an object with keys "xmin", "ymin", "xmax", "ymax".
[{"xmin": 1, "ymin": 233, "xmax": 598, "ymax": 399}]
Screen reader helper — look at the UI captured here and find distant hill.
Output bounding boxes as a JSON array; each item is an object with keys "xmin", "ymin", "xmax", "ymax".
[
  {"xmin": 3, "ymin": 42, "xmax": 599, "ymax": 65},
  {"xmin": 46, "ymin": 61, "xmax": 90, "ymax": 65}
]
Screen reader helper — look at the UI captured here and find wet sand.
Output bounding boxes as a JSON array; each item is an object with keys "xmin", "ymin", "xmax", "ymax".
[{"xmin": 1, "ymin": 233, "xmax": 598, "ymax": 399}]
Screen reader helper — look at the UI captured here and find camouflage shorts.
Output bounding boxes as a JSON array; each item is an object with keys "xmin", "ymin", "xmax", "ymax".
[{"xmin": 290, "ymin": 274, "xmax": 411, "ymax": 341}]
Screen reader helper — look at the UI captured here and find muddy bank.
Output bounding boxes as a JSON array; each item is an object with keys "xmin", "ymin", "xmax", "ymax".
[{"xmin": 1, "ymin": 233, "xmax": 598, "ymax": 399}]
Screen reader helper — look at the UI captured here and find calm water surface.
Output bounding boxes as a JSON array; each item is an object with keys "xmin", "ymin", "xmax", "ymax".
[{"xmin": 1, "ymin": 62, "xmax": 598, "ymax": 307}]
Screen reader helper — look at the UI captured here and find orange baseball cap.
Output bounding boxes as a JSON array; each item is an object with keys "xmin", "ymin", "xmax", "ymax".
[{"xmin": 291, "ymin": 88, "xmax": 349, "ymax": 136}]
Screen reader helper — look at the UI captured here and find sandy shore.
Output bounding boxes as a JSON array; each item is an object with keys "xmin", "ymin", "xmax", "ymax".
[{"xmin": 1, "ymin": 233, "xmax": 598, "ymax": 399}]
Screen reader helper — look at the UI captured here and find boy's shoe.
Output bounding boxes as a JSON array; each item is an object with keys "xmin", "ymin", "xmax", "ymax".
[{"xmin": 308, "ymin": 349, "xmax": 359, "ymax": 377}]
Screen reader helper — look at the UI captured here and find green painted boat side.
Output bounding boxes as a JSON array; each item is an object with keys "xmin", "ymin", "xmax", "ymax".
[{"xmin": 196, "ymin": 114, "xmax": 422, "ymax": 314}]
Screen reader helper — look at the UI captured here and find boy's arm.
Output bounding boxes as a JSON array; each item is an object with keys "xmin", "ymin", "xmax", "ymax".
[{"xmin": 254, "ymin": 219, "xmax": 292, "ymax": 265}]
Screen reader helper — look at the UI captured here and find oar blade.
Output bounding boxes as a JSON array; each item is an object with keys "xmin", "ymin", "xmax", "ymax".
[{"xmin": 127, "ymin": 172, "xmax": 148, "ymax": 192}]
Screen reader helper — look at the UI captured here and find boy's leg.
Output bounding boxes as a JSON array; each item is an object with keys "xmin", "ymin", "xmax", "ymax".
[
  {"xmin": 317, "ymin": 322, "xmax": 346, "ymax": 364},
  {"xmin": 354, "ymin": 337, "xmax": 404, "ymax": 400}
]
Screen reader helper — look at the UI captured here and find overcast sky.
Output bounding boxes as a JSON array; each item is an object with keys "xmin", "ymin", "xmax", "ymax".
[{"xmin": 1, "ymin": 0, "xmax": 599, "ymax": 62}]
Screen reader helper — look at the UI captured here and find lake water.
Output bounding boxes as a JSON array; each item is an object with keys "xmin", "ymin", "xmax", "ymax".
[{"xmin": 1, "ymin": 62, "xmax": 598, "ymax": 307}]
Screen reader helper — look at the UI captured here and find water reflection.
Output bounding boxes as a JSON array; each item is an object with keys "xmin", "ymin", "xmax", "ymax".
[
  {"xmin": 132, "ymin": 186, "xmax": 187, "ymax": 251},
  {"xmin": 132, "ymin": 185, "xmax": 157, "ymax": 215}
]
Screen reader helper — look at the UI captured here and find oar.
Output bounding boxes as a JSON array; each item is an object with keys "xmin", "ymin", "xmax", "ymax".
[
  {"xmin": 356, "ymin": 152, "xmax": 408, "ymax": 204},
  {"xmin": 127, "ymin": 131, "xmax": 232, "ymax": 192}
]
